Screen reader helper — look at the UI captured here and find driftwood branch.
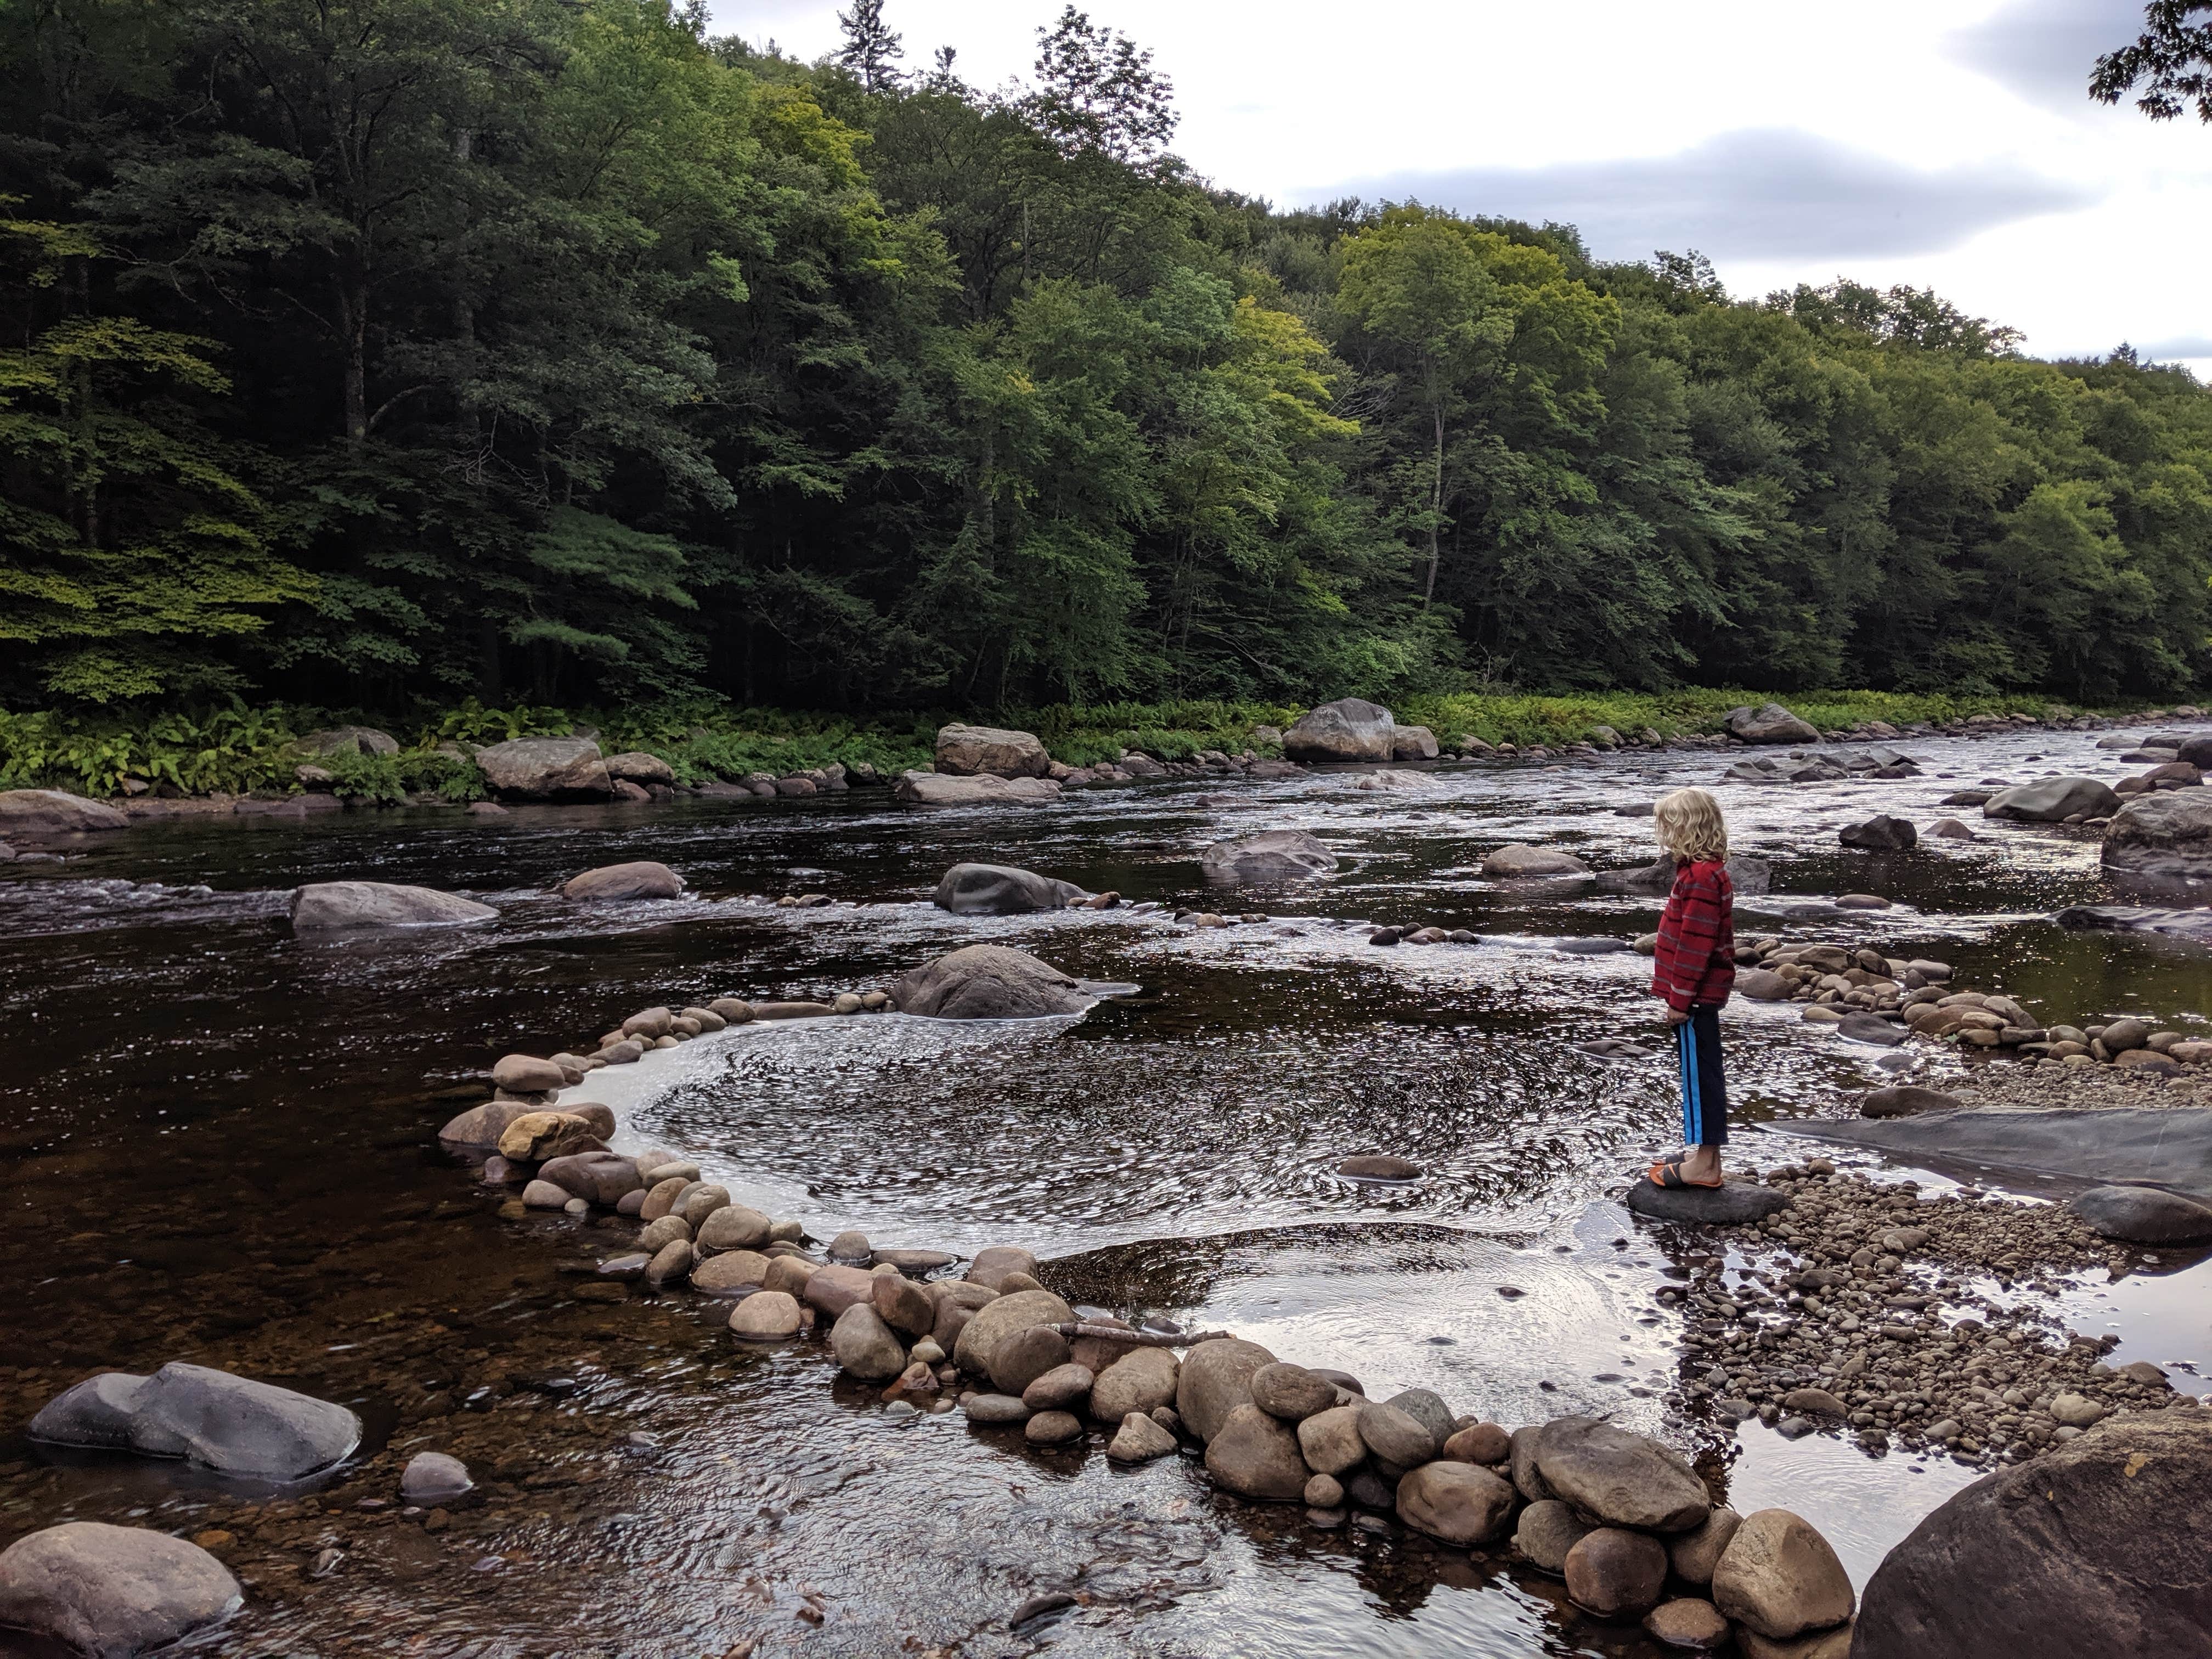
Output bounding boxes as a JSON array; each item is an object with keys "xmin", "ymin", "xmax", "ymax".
[{"xmin": 1046, "ymin": 1323, "xmax": 1228, "ymax": 1348}]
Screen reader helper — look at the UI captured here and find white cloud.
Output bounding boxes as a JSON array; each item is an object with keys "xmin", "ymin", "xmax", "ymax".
[{"xmin": 709, "ymin": 1, "xmax": 2212, "ymax": 378}]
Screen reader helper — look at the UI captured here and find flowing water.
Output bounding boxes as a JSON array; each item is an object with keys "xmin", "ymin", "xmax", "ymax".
[{"xmin": 4, "ymin": 725, "xmax": 2210, "ymax": 1657}]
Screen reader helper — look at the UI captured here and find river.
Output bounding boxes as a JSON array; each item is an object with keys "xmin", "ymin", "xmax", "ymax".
[{"xmin": 3, "ymin": 724, "xmax": 2208, "ymax": 1656}]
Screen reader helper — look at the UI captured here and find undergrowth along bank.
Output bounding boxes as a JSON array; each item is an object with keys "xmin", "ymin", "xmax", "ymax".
[{"xmin": 0, "ymin": 688, "xmax": 2158, "ymax": 800}]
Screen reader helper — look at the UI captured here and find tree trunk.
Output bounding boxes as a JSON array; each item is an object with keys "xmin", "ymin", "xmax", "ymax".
[
  {"xmin": 339, "ymin": 268, "xmax": 368, "ymax": 446},
  {"xmin": 1423, "ymin": 400, "xmax": 1444, "ymax": 605}
]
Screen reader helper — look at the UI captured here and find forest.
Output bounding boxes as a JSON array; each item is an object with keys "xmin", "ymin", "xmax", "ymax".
[{"xmin": 4, "ymin": 0, "xmax": 2212, "ymax": 727}]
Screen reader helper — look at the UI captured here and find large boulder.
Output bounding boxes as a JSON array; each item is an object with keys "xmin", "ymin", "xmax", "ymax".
[
  {"xmin": 561, "ymin": 861, "xmax": 685, "ymax": 901},
  {"xmin": 1391, "ymin": 725, "xmax": 1441, "ymax": 760},
  {"xmin": 1533, "ymin": 1417, "xmax": 1711, "ymax": 1533},
  {"xmin": 894, "ymin": 771, "xmax": 1062, "ymax": 806},
  {"xmin": 1983, "ymin": 776, "xmax": 2120, "ymax": 823},
  {"xmin": 933, "ymin": 724, "xmax": 1052, "ymax": 778},
  {"xmin": 830, "ymin": 1304, "xmax": 908, "ymax": 1380},
  {"xmin": 1204, "ymin": 1403, "xmax": 1310, "ymax": 1500},
  {"xmin": 289, "ymin": 881, "xmax": 497, "ymax": 931},
  {"xmin": 602, "ymin": 750, "xmax": 674, "ymax": 786},
  {"xmin": 1282, "ymin": 697, "xmax": 1396, "ymax": 763},
  {"xmin": 2102, "ymin": 789, "xmax": 2212, "ymax": 878},
  {"xmin": 932, "ymin": 862, "xmax": 1088, "ymax": 914},
  {"xmin": 1854, "ymin": 1414, "xmax": 2212, "ymax": 1659},
  {"xmin": 31, "ymin": 1363, "xmax": 360, "ymax": 1478},
  {"xmin": 1711, "ymin": 1509, "xmax": 1854, "ymax": 1640},
  {"xmin": 1175, "ymin": 1337, "xmax": 1277, "ymax": 1444},
  {"xmin": 0, "ymin": 1522, "xmax": 241, "ymax": 1658},
  {"xmin": 0, "ymin": 788, "xmax": 131, "ymax": 834},
  {"xmin": 1726, "ymin": 703, "xmax": 1820, "ymax": 744},
  {"xmin": 1396, "ymin": 1460, "xmax": 1517, "ymax": 1545},
  {"xmin": 476, "ymin": 736, "xmax": 612, "ymax": 802},
  {"xmin": 1198, "ymin": 830, "xmax": 1338, "ymax": 881},
  {"xmin": 889, "ymin": 944, "xmax": 1093, "ymax": 1019},
  {"xmin": 1839, "ymin": 815, "xmax": 1917, "ymax": 850}
]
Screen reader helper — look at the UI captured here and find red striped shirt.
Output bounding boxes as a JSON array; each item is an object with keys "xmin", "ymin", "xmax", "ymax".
[{"xmin": 1652, "ymin": 859, "xmax": 1735, "ymax": 1011}]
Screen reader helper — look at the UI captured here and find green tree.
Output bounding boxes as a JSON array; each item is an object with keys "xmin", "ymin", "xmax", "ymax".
[{"xmin": 2092, "ymin": 2, "xmax": 2212, "ymax": 123}]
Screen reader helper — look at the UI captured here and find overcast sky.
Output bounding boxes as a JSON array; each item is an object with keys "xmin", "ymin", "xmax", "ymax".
[{"xmin": 715, "ymin": 0, "xmax": 2212, "ymax": 377}]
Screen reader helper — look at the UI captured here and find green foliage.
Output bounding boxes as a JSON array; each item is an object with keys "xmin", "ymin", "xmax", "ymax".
[
  {"xmin": 0, "ymin": 702, "xmax": 302, "ymax": 794},
  {"xmin": 1, "ymin": 2, "xmax": 2207, "ymax": 723}
]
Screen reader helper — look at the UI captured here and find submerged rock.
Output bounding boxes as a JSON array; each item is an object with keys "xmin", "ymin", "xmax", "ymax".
[
  {"xmin": 1983, "ymin": 775, "xmax": 2119, "ymax": 823},
  {"xmin": 1198, "ymin": 830, "xmax": 1338, "ymax": 880},
  {"xmin": 895, "ymin": 771, "xmax": 1062, "ymax": 806},
  {"xmin": 290, "ymin": 881, "xmax": 496, "ymax": 931},
  {"xmin": 31, "ymin": 1363, "xmax": 360, "ymax": 1479},
  {"xmin": 0, "ymin": 1522, "xmax": 241, "ymax": 1658},
  {"xmin": 1533, "ymin": 1417, "xmax": 1712, "ymax": 1533},
  {"xmin": 2101, "ymin": 789, "xmax": 2212, "ymax": 878},
  {"xmin": 2068, "ymin": 1184, "xmax": 2212, "ymax": 1243},
  {"xmin": 931, "ymin": 862, "xmax": 1088, "ymax": 914}
]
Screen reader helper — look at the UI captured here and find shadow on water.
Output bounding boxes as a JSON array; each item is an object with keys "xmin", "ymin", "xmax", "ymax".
[{"xmin": 3, "ymin": 720, "xmax": 2210, "ymax": 1654}]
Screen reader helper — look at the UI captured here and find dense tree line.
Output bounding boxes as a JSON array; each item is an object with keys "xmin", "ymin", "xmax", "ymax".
[{"xmin": 3, "ymin": 0, "xmax": 2209, "ymax": 716}]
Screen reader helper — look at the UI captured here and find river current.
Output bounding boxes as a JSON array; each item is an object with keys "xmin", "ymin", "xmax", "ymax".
[{"xmin": 3, "ymin": 725, "xmax": 2208, "ymax": 1656}]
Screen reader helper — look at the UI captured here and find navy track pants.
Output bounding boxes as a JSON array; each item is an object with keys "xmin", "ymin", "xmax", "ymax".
[{"xmin": 1675, "ymin": 1005, "xmax": 1729, "ymax": 1147}]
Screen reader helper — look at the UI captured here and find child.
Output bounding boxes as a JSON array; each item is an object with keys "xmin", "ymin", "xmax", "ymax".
[{"xmin": 1646, "ymin": 786, "xmax": 1735, "ymax": 1189}]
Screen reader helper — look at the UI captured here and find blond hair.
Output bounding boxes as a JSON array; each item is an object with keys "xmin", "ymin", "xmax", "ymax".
[{"xmin": 1654, "ymin": 787, "xmax": 1729, "ymax": 864}]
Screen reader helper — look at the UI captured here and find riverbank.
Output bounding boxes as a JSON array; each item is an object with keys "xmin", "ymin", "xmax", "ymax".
[{"xmin": 1, "ymin": 688, "xmax": 2190, "ymax": 804}]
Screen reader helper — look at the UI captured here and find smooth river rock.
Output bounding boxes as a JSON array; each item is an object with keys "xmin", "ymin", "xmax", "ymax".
[
  {"xmin": 729, "ymin": 1291, "xmax": 803, "ymax": 1340},
  {"xmin": 1175, "ymin": 1338, "xmax": 1278, "ymax": 1444},
  {"xmin": 2101, "ymin": 788, "xmax": 2212, "ymax": 878},
  {"xmin": 1626, "ymin": 1177, "xmax": 1791, "ymax": 1225},
  {"xmin": 952, "ymin": 1288, "xmax": 1076, "ymax": 1379},
  {"xmin": 561, "ymin": 860, "xmax": 685, "ymax": 900},
  {"xmin": 0, "ymin": 1522, "xmax": 241, "ymax": 1657},
  {"xmin": 289, "ymin": 881, "xmax": 496, "ymax": 931},
  {"xmin": 1204, "ymin": 1403, "xmax": 1310, "ymax": 1499},
  {"xmin": 889, "ymin": 944, "xmax": 1094, "ymax": 1019},
  {"xmin": 1090, "ymin": 1348, "xmax": 1180, "ymax": 1423},
  {"xmin": 1396, "ymin": 1460, "xmax": 1517, "ymax": 1545},
  {"xmin": 1711, "ymin": 1508, "xmax": 1855, "ymax": 1640},
  {"xmin": 1513, "ymin": 1498, "xmax": 1593, "ymax": 1573},
  {"xmin": 1565, "ymin": 1526, "xmax": 1671, "ymax": 1618},
  {"xmin": 2067, "ymin": 1183, "xmax": 2212, "ymax": 1243},
  {"xmin": 1982, "ymin": 775, "xmax": 2120, "ymax": 823},
  {"xmin": 933, "ymin": 723, "xmax": 1052, "ymax": 778},
  {"xmin": 894, "ymin": 771, "xmax": 1062, "ymax": 806},
  {"xmin": 932, "ymin": 862, "xmax": 1088, "ymax": 913}
]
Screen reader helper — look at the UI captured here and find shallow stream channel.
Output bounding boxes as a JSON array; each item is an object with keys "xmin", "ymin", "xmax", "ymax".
[{"xmin": 4, "ymin": 725, "xmax": 2209, "ymax": 1657}]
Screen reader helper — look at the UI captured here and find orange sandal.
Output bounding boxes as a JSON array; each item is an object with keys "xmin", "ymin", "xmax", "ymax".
[{"xmin": 1647, "ymin": 1161, "xmax": 1723, "ymax": 1190}]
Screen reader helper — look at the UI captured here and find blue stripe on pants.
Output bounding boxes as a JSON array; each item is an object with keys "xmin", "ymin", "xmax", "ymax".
[{"xmin": 1679, "ymin": 1017, "xmax": 1702, "ymax": 1146}]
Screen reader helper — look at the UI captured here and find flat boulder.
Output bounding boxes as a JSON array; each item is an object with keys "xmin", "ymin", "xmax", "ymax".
[
  {"xmin": 1533, "ymin": 1416, "xmax": 1712, "ymax": 1533},
  {"xmin": 1338, "ymin": 1153, "xmax": 1421, "ymax": 1180},
  {"xmin": 0, "ymin": 1522, "xmax": 241, "ymax": 1658},
  {"xmin": 437, "ymin": 1099, "xmax": 534, "ymax": 1147},
  {"xmin": 1735, "ymin": 968, "xmax": 1790, "ymax": 1001},
  {"xmin": 1726, "ymin": 703, "xmax": 1820, "ymax": 744},
  {"xmin": 290, "ymin": 880, "xmax": 496, "ymax": 933},
  {"xmin": 1854, "ymin": 1414, "xmax": 2212, "ymax": 1659},
  {"xmin": 1198, "ymin": 830, "xmax": 1338, "ymax": 880},
  {"xmin": 294, "ymin": 724, "xmax": 399, "ymax": 758},
  {"xmin": 889, "ymin": 944, "xmax": 1093, "ymax": 1019},
  {"xmin": 1836, "ymin": 1012, "xmax": 1908, "ymax": 1047},
  {"xmin": 2102, "ymin": 789, "xmax": 2212, "ymax": 878},
  {"xmin": 1794, "ymin": 1106, "xmax": 2212, "ymax": 1206},
  {"xmin": 0, "ymin": 788, "xmax": 129, "ymax": 835},
  {"xmin": 933, "ymin": 724, "xmax": 1051, "ymax": 778},
  {"xmin": 476, "ymin": 736, "xmax": 611, "ymax": 802},
  {"xmin": 1983, "ymin": 775, "xmax": 2119, "ymax": 823},
  {"xmin": 932, "ymin": 862, "xmax": 1088, "ymax": 915},
  {"xmin": 561, "ymin": 861, "xmax": 685, "ymax": 901},
  {"xmin": 602, "ymin": 751, "xmax": 674, "ymax": 785},
  {"xmin": 2068, "ymin": 1184, "xmax": 2212, "ymax": 1243},
  {"xmin": 1482, "ymin": 844, "xmax": 1592, "ymax": 878},
  {"xmin": 1861, "ymin": 1085, "xmax": 1961, "ymax": 1119},
  {"xmin": 1175, "ymin": 1337, "xmax": 1277, "ymax": 1444},
  {"xmin": 894, "ymin": 771, "xmax": 1062, "ymax": 806},
  {"xmin": 32, "ymin": 1363, "xmax": 360, "ymax": 1479},
  {"xmin": 1397, "ymin": 1460, "xmax": 1517, "ymax": 1545},
  {"xmin": 1626, "ymin": 1178, "xmax": 1791, "ymax": 1226},
  {"xmin": 1283, "ymin": 697, "xmax": 1396, "ymax": 762}
]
